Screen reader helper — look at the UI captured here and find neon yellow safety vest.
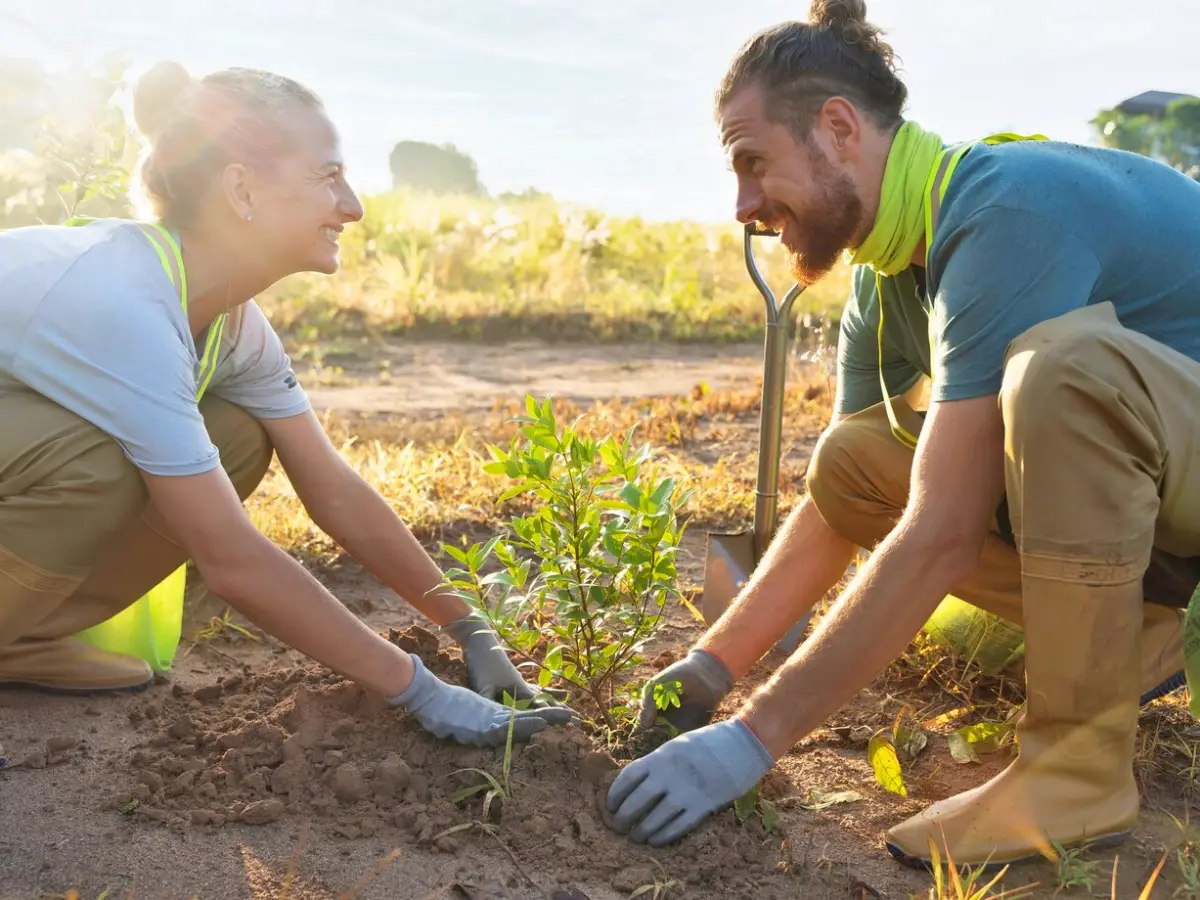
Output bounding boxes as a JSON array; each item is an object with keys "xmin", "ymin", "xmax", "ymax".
[
  {"xmin": 62, "ymin": 217, "xmax": 230, "ymax": 670},
  {"xmin": 877, "ymin": 132, "xmax": 1048, "ymax": 449},
  {"xmin": 64, "ymin": 217, "xmax": 229, "ymax": 399}
]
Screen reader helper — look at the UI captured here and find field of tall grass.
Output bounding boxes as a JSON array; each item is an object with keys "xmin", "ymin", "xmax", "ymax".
[{"xmin": 257, "ymin": 188, "xmax": 853, "ymax": 345}]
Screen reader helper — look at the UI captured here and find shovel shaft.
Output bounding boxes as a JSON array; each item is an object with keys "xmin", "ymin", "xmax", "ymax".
[
  {"xmin": 744, "ymin": 224, "xmax": 804, "ymax": 558},
  {"xmin": 754, "ymin": 319, "xmax": 788, "ymax": 557}
]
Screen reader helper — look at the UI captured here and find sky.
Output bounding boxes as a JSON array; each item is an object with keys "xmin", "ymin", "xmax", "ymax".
[{"xmin": 2, "ymin": 0, "xmax": 1197, "ymax": 223}]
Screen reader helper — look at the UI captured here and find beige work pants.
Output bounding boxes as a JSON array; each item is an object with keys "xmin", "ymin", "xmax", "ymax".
[
  {"xmin": 0, "ymin": 391, "xmax": 274, "ymax": 648},
  {"xmin": 805, "ymin": 303, "xmax": 1200, "ymax": 689}
]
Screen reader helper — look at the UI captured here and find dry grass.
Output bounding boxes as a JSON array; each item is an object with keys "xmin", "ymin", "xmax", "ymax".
[
  {"xmin": 255, "ymin": 188, "xmax": 852, "ymax": 346},
  {"xmin": 246, "ymin": 379, "xmax": 832, "ymax": 565}
]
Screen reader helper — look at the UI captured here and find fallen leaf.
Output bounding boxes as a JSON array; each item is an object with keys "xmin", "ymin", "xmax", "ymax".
[
  {"xmin": 799, "ymin": 789, "xmax": 864, "ymax": 811},
  {"xmin": 893, "ymin": 725, "xmax": 928, "ymax": 761},
  {"xmin": 867, "ymin": 734, "xmax": 907, "ymax": 797},
  {"xmin": 947, "ymin": 721, "xmax": 1014, "ymax": 764},
  {"xmin": 947, "ymin": 731, "xmax": 980, "ymax": 764}
]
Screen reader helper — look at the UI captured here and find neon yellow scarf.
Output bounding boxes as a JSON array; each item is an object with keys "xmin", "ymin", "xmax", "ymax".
[{"xmin": 843, "ymin": 120, "xmax": 945, "ymax": 276}]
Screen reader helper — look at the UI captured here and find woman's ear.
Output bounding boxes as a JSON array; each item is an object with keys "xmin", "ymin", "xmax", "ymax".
[{"xmin": 220, "ymin": 163, "xmax": 255, "ymax": 222}]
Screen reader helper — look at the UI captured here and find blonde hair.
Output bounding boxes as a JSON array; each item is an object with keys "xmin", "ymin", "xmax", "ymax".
[{"xmin": 132, "ymin": 61, "xmax": 323, "ymax": 226}]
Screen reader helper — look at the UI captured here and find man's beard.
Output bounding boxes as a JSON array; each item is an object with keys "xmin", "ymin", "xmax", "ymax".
[{"xmin": 781, "ymin": 149, "xmax": 865, "ymax": 287}]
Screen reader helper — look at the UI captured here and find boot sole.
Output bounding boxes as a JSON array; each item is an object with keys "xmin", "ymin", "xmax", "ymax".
[
  {"xmin": 1140, "ymin": 670, "xmax": 1186, "ymax": 706},
  {"xmin": 0, "ymin": 678, "xmax": 154, "ymax": 697},
  {"xmin": 886, "ymin": 829, "xmax": 1131, "ymax": 873}
]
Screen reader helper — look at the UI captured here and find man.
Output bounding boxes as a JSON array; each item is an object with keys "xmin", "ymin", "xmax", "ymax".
[{"xmin": 603, "ymin": 2, "xmax": 1200, "ymax": 869}]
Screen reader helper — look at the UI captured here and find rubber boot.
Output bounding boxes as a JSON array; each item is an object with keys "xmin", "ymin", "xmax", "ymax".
[
  {"xmin": 1137, "ymin": 603, "xmax": 1186, "ymax": 705},
  {"xmin": 884, "ymin": 576, "xmax": 1142, "ymax": 869},
  {"xmin": 0, "ymin": 637, "xmax": 152, "ymax": 693}
]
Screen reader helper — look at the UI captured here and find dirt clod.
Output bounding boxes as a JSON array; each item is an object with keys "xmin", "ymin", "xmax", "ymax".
[
  {"xmin": 611, "ymin": 866, "xmax": 656, "ymax": 893},
  {"xmin": 24, "ymin": 749, "xmax": 47, "ymax": 769},
  {"xmin": 331, "ymin": 763, "xmax": 368, "ymax": 802},
  {"xmin": 375, "ymin": 752, "xmax": 412, "ymax": 795},
  {"xmin": 46, "ymin": 735, "xmax": 77, "ymax": 753}
]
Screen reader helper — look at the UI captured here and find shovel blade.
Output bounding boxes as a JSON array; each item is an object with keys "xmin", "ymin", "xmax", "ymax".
[
  {"xmin": 702, "ymin": 531, "xmax": 756, "ymax": 624},
  {"xmin": 702, "ymin": 531, "xmax": 813, "ymax": 656}
]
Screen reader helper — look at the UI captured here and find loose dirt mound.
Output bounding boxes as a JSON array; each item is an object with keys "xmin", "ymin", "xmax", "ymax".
[{"xmin": 110, "ymin": 626, "xmax": 795, "ymax": 899}]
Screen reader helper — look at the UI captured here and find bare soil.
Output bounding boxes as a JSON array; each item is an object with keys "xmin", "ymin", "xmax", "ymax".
[{"xmin": 2, "ymin": 339, "xmax": 1196, "ymax": 900}]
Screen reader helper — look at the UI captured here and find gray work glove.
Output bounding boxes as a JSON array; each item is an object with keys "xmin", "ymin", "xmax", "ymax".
[
  {"xmin": 639, "ymin": 649, "xmax": 734, "ymax": 734},
  {"xmin": 443, "ymin": 611, "xmax": 564, "ymax": 708},
  {"xmin": 389, "ymin": 653, "xmax": 575, "ymax": 747},
  {"xmin": 605, "ymin": 717, "xmax": 774, "ymax": 846}
]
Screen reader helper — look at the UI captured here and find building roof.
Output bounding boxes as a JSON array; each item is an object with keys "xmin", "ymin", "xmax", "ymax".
[{"xmin": 1116, "ymin": 90, "xmax": 1196, "ymax": 117}]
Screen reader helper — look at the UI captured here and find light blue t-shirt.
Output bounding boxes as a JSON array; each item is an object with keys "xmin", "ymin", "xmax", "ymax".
[
  {"xmin": 835, "ymin": 141, "xmax": 1200, "ymax": 414},
  {"xmin": 0, "ymin": 218, "xmax": 311, "ymax": 476}
]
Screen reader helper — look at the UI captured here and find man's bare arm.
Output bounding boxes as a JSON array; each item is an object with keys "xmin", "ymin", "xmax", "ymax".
[
  {"xmin": 739, "ymin": 393, "xmax": 1006, "ymax": 757},
  {"xmin": 698, "ymin": 496, "xmax": 856, "ymax": 678}
]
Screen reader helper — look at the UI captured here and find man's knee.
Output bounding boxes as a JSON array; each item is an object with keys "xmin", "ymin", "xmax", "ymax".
[
  {"xmin": 1000, "ymin": 303, "xmax": 1127, "ymax": 439},
  {"xmin": 806, "ymin": 405, "xmax": 914, "ymax": 548},
  {"xmin": 198, "ymin": 397, "xmax": 275, "ymax": 500}
]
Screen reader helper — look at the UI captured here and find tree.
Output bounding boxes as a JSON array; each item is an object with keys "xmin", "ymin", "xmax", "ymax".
[
  {"xmin": 0, "ymin": 55, "xmax": 134, "ymax": 227},
  {"xmin": 388, "ymin": 140, "xmax": 486, "ymax": 196},
  {"xmin": 1092, "ymin": 94, "xmax": 1200, "ymax": 180}
]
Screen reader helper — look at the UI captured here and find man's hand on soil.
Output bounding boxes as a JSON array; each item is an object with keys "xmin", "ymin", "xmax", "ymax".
[
  {"xmin": 389, "ymin": 653, "xmax": 576, "ymax": 747},
  {"xmin": 443, "ymin": 612, "xmax": 567, "ymax": 709},
  {"xmin": 638, "ymin": 649, "xmax": 733, "ymax": 734},
  {"xmin": 605, "ymin": 717, "xmax": 774, "ymax": 846}
]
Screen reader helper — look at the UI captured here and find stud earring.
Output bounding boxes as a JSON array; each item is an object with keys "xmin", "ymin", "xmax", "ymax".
[{"xmin": 245, "ymin": 213, "xmax": 252, "ymax": 222}]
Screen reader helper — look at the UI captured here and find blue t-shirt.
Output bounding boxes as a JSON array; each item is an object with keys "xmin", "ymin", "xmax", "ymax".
[{"xmin": 835, "ymin": 141, "xmax": 1200, "ymax": 414}]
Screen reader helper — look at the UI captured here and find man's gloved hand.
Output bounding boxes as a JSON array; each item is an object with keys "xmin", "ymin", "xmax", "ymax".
[
  {"xmin": 389, "ymin": 653, "xmax": 575, "ymax": 747},
  {"xmin": 639, "ymin": 648, "xmax": 734, "ymax": 734},
  {"xmin": 443, "ymin": 612, "xmax": 564, "ymax": 709},
  {"xmin": 605, "ymin": 717, "xmax": 774, "ymax": 846}
]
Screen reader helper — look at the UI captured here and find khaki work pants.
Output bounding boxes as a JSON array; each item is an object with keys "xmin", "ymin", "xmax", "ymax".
[
  {"xmin": 0, "ymin": 391, "xmax": 274, "ymax": 648},
  {"xmin": 805, "ymin": 303, "xmax": 1200, "ymax": 682}
]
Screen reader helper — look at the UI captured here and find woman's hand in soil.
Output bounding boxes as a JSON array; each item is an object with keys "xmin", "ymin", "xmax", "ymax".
[
  {"xmin": 389, "ymin": 653, "xmax": 577, "ymax": 747},
  {"xmin": 443, "ymin": 612, "xmax": 568, "ymax": 709},
  {"xmin": 638, "ymin": 649, "xmax": 733, "ymax": 734},
  {"xmin": 605, "ymin": 717, "xmax": 773, "ymax": 846}
]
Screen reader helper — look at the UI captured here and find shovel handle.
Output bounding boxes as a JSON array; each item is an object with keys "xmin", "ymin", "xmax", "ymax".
[
  {"xmin": 743, "ymin": 222, "xmax": 803, "ymax": 324},
  {"xmin": 743, "ymin": 222, "xmax": 805, "ymax": 557}
]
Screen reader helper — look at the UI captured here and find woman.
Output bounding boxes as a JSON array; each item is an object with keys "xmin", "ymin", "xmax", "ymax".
[{"xmin": 0, "ymin": 61, "xmax": 572, "ymax": 748}]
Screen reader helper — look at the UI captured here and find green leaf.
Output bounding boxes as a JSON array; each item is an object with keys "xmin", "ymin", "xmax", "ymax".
[
  {"xmin": 867, "ymin": 734, "xmax": 907, "ymax": 797},
  {"xmin": 759, "ymin": 798, "xmax": 779, "ymax": 834},
  {"xmin": 480, "ymin": 570, "xmax": 516, "ymax": 588},
  {"xmin": 619, "ymin": 482, "xmax": 643, "ymax": 509},
  {"xmin": 648, "ymin": 477, "xmax": 676, "ymax": 509},
  {"xmin": 441, "ymin": 544, "xmax": 470, "ymax": 566},
  {"xmin": 734, "ymin": 788, "xmax": 758, "ymax": 822},
  {"xmin": 498, "ymin": 481, "xmax": 538, "ymax": 502}
]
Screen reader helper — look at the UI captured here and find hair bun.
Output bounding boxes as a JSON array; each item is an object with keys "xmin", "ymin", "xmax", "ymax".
[
  {"xmin": 809, "ymin": 0, "xmax": 867, "ymax": 29},
  {"xmin": 133, "ymin": 61, "xmax": 195, "ymax": 141},
  {"xmin": 808, "ymin": 0, "xmax": 893, "ymax": 66}
]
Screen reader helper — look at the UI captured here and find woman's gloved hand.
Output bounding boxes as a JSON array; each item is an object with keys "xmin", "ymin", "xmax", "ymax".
[
  {"xmin": 388, "ymin": 653, "xmax": 576, "ymax": 747},
  {"xmin": 442, "ymin": 611, "xmax": 567, "ymax": 708}
]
